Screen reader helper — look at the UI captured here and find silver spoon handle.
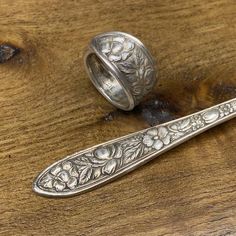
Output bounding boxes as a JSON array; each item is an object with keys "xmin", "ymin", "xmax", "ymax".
[{"xmin": 33, "ymin": 98, "xmax": 236, "ymax": 197}]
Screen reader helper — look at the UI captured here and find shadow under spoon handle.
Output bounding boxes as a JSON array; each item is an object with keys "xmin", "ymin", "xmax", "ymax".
[{"xmin": 33, "ymin": 98, "xmax": 236, "ymax": 197}]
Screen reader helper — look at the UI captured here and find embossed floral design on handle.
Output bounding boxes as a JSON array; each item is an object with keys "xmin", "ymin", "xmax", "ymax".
[{"xmin": 33, "ymin": 99, "xmax": 236, "ymax": 197}]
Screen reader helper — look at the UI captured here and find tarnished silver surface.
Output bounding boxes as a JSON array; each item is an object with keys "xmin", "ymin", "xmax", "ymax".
[
  {"xmin": 84, "ymin": 31, "xmax": 157, "ymax": 110},
  {"xmin": 33, "ymin": 98, "xmax": 236, "ymax": 197}
]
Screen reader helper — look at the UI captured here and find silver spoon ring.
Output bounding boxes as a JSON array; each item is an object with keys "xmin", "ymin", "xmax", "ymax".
[{"xmin": 84, "ymin": 31, "xmax": 157, "ymax": 110}]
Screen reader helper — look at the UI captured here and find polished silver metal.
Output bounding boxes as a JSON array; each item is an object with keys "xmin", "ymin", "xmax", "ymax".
[
  {"xmin": 84, "ymin": 31, "xmax": 157, "ymax": 110},
  {"xmin": 33, "ymin": 98, "xmax": 236, "ymax": 197}
]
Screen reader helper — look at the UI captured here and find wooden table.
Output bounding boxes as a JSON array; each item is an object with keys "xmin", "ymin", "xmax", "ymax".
[{"xmin": 0, "ymin": 1, "xmax": 235, "ymax": 235}]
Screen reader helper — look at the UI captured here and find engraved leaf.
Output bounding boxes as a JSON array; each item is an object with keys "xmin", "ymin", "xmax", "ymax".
[
  {"xmin": 122, "ymin": 137, "xmax": 142, "ymax": 147},
  {"xmin": 144, "ymin": 58, "xmax": 150, "ymax": 67},
  {"xmin": 178, "ymin": 119, "xmax": 191, "ymax": 130},
  {"xmin": 77, "ymin": 165, "xmax": 89, "ymax": 172},
  {"xmin": 79, "ymin": 167, "xmax": 93, "ymax": 184},
  {"xmin": 169, "ymin": 118, "xmax": 191, "ymax": 132},
  {"xmin": 123, "ymin": 143, "xmax": 143, "ymax": 164},
  {"xmin": 102, "ymin": 159, "xmax": 117, "ymax": 175},
  {"xmin": 171, "ymin": 131, "xmax": 185, "ymax": 141},
  {"xmin": 74, "ymin": 156, "xmax": 90, "ymax": 166},
  {"xmin": 117, "ymin": 61, "xmax": 136, "ymax": 74},
  {"xmin": 144, "ymin": 68, "xmax": 154, "ymax": 84},
  {"xmin": 136, "ymin": 48, "xmax": 145, "ymax": 66}
]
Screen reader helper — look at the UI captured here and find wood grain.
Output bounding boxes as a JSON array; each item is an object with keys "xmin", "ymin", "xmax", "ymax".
[{"xmin": 0, "ymin": 0, "xmax": 235, "ymax": 235}]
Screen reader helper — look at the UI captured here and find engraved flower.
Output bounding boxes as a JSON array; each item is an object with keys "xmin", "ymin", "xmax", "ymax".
[
  {"xmin": 191, "ymin": 115, "xmax": 204, "ymax": 131},
  {"xmin": 101, "ymin": 36, "xmax": 134, "ymax": 62},
  {"xmin": 142, "ymin": 127, "xmax": 171, "ymax": 150},
  {"xmin": 40, "ymin": 161, "xmax": 78, "ymax": 191},
  {"xmin": 92, "ymin": 144, "xmax": 122, "ymax": 175},
  {"xmin": 219, "ymin": 104, "xmax": 233, "ymax": 117}
]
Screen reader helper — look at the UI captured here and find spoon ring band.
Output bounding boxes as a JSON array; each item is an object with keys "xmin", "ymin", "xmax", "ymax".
[{"xmin": 84, "ymin": 31, "xmax": 157, "ymax": 110}]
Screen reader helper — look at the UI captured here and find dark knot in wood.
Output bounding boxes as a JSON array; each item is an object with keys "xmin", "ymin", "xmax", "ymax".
[{"xmin": 0, "ymin": 44, "xmax": 20, "ymax": 63}]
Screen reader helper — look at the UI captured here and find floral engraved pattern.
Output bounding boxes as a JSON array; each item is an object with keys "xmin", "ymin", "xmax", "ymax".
[
  {"xmin": 100, "ymin": 36, "xmax": 134, "ymax": 62},
  {"xmin": 40, "ymin": 161, "xmax": 78, "ymax": 191},
  {"xmin": 142, "ymin": 127, "xmax": 171, "ymax": 150},
  {"xmin": 98, "ymin": 34, "xmax": 156, "ymax": 103},
  {"xmin": 219, "ymin": 104, "xmax": 234, "ymax": 117},
  {"xmin": 191, "ymin": 115, "xmax": 205, "ymax": 131},
  {"xmin": 75, "ymin": 144, "xmax": 123, "ymax": 181},
  {"xmin": 37, "ymin": 100, "xmax": 236, "ymax": 194}
]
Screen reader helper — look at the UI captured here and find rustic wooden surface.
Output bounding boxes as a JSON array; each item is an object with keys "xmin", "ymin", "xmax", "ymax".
[{"xmin": 0, "ymin": 0, "xmax": 236, "ymax": 235}]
